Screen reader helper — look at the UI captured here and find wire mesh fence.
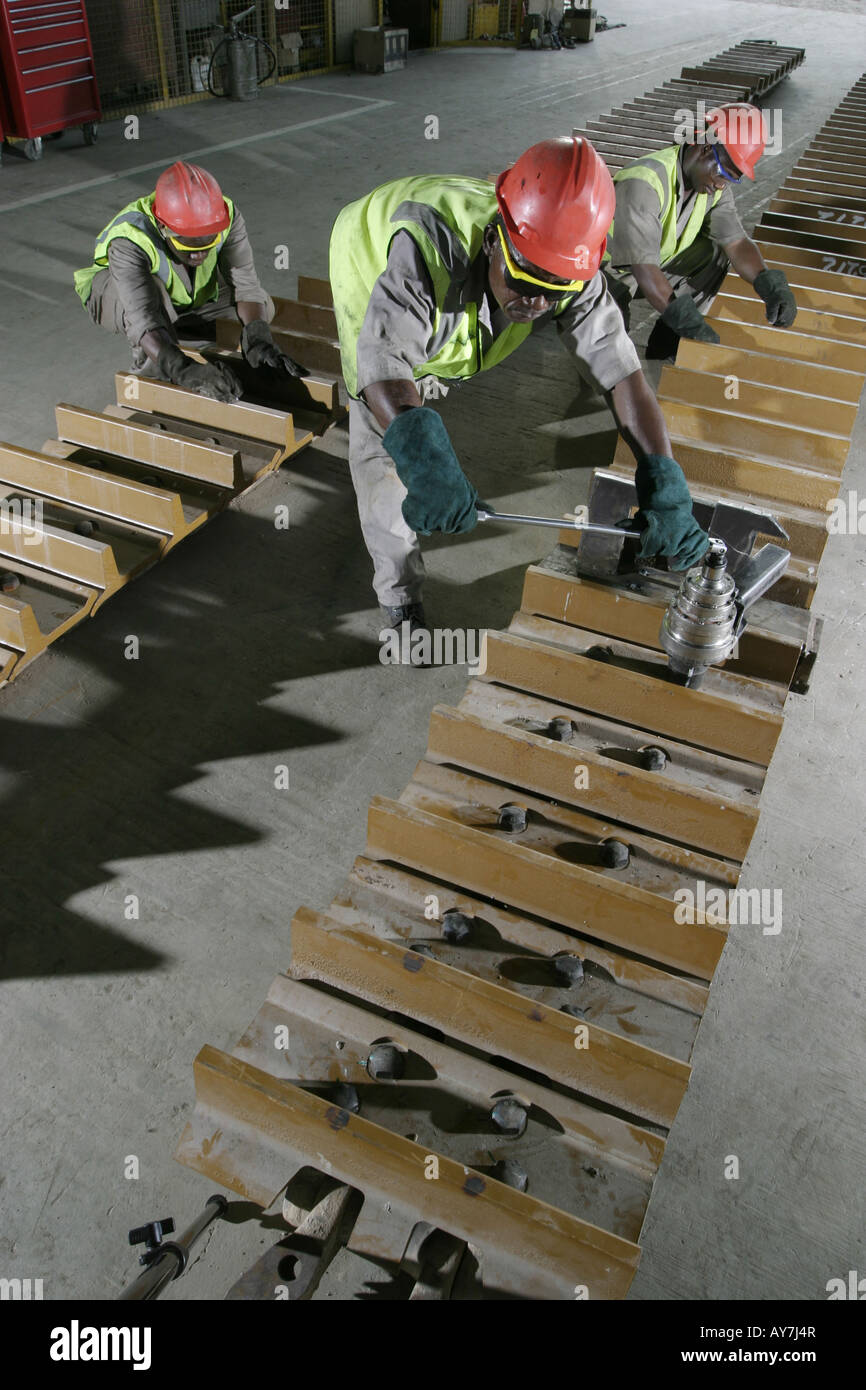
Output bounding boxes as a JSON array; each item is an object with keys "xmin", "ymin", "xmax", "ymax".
[{"xmin": 82, "ymin": 0, "xmax": 384, "ymax": 116}]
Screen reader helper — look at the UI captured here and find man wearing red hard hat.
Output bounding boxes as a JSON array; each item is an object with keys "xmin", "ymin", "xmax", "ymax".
[
  {"xmin": 75, "ymin": 160, "xmax": 307, "ymax": 402},
  {"xmin": 330, "ymin": 136, "xmax": 709, "ymax": 641},
  {"xmin": 603, "ymin": 103, "xmax": 798, "ymax": 359}
]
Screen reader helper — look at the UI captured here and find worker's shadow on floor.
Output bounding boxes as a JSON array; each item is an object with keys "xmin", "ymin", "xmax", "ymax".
[
  {"xmin": 0, "ymin": 475, "xmax": 383, "ymax": 982},
  {"xmin": 0, "ymin": 342, "xmax": 627, "ymax": 983}
]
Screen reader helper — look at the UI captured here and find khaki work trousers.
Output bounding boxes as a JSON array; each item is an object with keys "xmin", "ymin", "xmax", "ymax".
[{"xmin": 348, "ymin": 376, "xmax": 456, "ymax": 608}]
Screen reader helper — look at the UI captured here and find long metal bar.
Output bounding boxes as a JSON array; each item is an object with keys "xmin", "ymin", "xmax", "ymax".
[
  {"xmin": 336, "ymin": 852, "xmax": 709, "ymax": 1024},
  {"xmin": 477, "ymin": 503, "xmax": 639, "ymax": 537},
  {"xmin": 0, "ymin": 442, "xmax": 191, "ymax": 540},
  {"xmin": 290, "ymin": 908, "xmax": 692, "ymax": 1127},
  {"xmin": 178, "ymin": 1044, "xmax": 642, "ymax": 1300},
  {"xmin": 366, "ymin": 794, "xmax": 727, "ymax": 980},
  {"xmin": 118, "ymin": 1194, "xmax": 227, "ymax": 1301},
  {"xmin": 613, "ymin": 432, "xmax": 838, "ymax": 515},
  {"xmin": 54, "ymin": 405, "xmax": 242, "ymax": 491},
  {"xmin": 673, "ymin": 335, "xmax": 865, "ymax": 402},
  {"xmin": 112, "ymin": 374, "xmax": 297, "ymax": 452},
  {"xmin": 481, "ymin": 628, "xmax": 783, "ymax": 765},
  {"xmin": 657, "ymin": 365, "xmax": 857, "ymax": 437},
  {"xmin": 426, "ymin": 704, "xmax": 758, "ymax": 860},
  {"xmin": 659, "ymin": 398, "xmax": 849, "ymax": 472}
]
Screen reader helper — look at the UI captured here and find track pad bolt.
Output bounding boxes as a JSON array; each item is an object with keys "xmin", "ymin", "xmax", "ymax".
[
  {"xmin": 442, "ymin": 909, "xmax": 473, "ymax": 943},
  {"xmin": 599, "ymin": 837, "xmax": 630, "ymax": 869},
  {"xmin": 490, "ymin": 1097, "xmax": 528, "ymax": 1137},
  {"xmin": 639, "ymin": 745, "xmax": 668, "ymax": 771},
  {"xmin": 554, "ymin": 953, "xmax": 585, "ymax": 985},
  {"xmin": 498, "ymin": 803, "xmax": 527, "ymax": 833}
]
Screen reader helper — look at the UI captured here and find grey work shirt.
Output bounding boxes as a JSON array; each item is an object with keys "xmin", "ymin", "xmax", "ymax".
[
  {"xmin": 354, "ymin": 229, "xmax": 640, "ymax": 399},
  {"xmin": 105, "ymin": 207, "xmax": 270, "ymax": 344},
  {"xmin": 606, "ymin": 147, "xmax": 746, "ymax": 268}
]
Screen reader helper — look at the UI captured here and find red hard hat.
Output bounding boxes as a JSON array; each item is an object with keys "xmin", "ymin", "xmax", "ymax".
[
  {"xmin": 705, "ymin": 104, "xmax": 767, "ymax": 180},
  {"xmin": 495, "ymin": 136, "xmax": 615, "ymax": 280},
  {"xmin": 153, "ymin": 161, "xmax": 230, "ymax": 236}
]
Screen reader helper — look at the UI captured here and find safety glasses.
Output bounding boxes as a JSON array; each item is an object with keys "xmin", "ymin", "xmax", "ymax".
[
  {"xmin": 496, "ymin": 223, "xmax": 584, "ymax": 299},
  {"xmin": 165, "ymin": 228, "xmax": 228, "ymax": 254},
  {"xmin": 708, "ymin": 144, "xmax": 742, "ymax": 184}
]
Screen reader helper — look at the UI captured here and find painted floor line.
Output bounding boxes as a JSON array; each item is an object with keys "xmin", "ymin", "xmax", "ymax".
[{"xmin": 0, "ymin": 100, "xmax": 394, "ymax": 215}]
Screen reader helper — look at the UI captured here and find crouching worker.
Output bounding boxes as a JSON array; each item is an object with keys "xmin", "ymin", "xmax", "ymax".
[
  {"xmin": 329, "ymin": 137, "xmax": 710, "ymax": 649},
  {"xmin": 603, "ymin": 104, "xmax": 798, "ymax": 360},
  {"xmin": 74, "ymin": 160, "xmax": 308, "ymax": 403}
]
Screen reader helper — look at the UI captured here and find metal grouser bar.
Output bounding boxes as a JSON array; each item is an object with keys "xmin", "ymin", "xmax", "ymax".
[{"xmin": 0, "ymin": 279, "xmax": 344, "ymax": 686}]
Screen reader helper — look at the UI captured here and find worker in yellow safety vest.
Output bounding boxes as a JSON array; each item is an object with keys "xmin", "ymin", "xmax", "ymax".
[
  {"xmin": 329, "ymin": 137, "xmax": 713, "ymax": 650},
  {"xmin": 75, "ymin": 160, "xmax": 308, "ymax": 402},
  {"xmin": 604, "ymin": 103, "xmax": 798, "ymax": 360}
]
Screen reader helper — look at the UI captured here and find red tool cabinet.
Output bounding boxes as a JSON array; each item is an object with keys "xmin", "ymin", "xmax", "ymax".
[{"xmin": 0, "ymin": 0, "xmax": 101, "ymax": 160}]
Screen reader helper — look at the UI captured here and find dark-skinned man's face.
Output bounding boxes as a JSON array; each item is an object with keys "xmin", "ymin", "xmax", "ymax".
[
  {"xmin": 483, "ymin": 223, "xmax": 574, "ymax": 323},
  {"xmin": 157, "ymin": 222, "xmax": 220, "ymax": 267},
  {"xmin": 683, "ymin": 141, "xmax": 742, "ymax": 195}
]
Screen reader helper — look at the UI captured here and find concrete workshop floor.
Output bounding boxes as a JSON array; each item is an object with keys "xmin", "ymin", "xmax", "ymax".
[{"xmin": 1, "ymin": 0, "xmax": 865, "ymax": 1303}]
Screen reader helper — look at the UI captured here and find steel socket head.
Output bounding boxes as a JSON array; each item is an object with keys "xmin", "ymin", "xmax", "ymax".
[
  {"xmin": 74, "ymin": 519, "xmax": 98, "ymax": 537},
  {"xmin": 585, "ymin": 644, "xmax": 614, "ymax": 663},
  {"xmin": 1, "ymin": 572, "xmax": 20, "ymax": 594}
]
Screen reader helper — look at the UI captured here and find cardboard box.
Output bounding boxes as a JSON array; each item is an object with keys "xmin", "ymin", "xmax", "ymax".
[{"xmin": 353, "ymin": 26, "xmax": 409, "ymax": 73}]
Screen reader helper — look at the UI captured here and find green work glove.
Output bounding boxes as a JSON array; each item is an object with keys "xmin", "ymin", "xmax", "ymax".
[
  {"xmin": 753, "ymin": 268, "xmax": 798, "ymax": 328},
  {"xmin": 157, "ymin": 343, "xmax": 242, "ymax": 403},
  {"xmin": 241, "ymin": 318, "xmax": 309, "ymax": 377},
  {"xmin": 635, "ymin": 454, "xmax": 710, "ymax": 571},
  {"xmin": 660, "ymin": 294, "xmax": 720, "ymax": 344},
  {"xmin": 383, "ymin": 407, "xmax": 478, "ymax": 536}
]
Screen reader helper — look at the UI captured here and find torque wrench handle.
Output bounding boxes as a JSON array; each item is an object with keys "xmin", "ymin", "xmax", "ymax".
[{"xmin": 476, "ymin": 502, "xmax": 641, "ymax": 539}]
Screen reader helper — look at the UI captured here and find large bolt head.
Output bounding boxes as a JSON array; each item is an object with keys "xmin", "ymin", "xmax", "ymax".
[
  {"xmin": 442, "ymin": 909, "xmax": 472, "ymax": 943},
  {"xmin": 490, "ymin": 1158, "xmax": 528, "ymax": 1191},
  {"xmin": 599, "ymin": 837, "xmax": 630, "ymax": 869},
  {"xmin": 498, "ymin": 803, "xmax": 527, "ymax": 833},
  {"xmin": 553, "ymin": 953, "xmax": 585, "ymax": 985},
  {"xmin": 490, "ymin": 1097, "xmax": 528, "ymax": 1138},
  {"xmin": 639, "ymin": 744, "xmax": 668, "ymax": 772}
]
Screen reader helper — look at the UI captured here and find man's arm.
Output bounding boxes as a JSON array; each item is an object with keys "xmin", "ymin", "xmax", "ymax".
[
  {"xmin": 629, "ymin": 263, "xmax": 675, "ymax": 312},
  {"xmin": 362, "ymin": 378, "xmax": 424, "ymax": 430},
  {"xmin": 218, "ymin": 208, "xmax": 271, "ymax": 307},
  {"xmin": 722, "ymin": 235, "xmax": 766, "ymax": 284},
  {"xmin": 722, "ymin": 235, "xmax": 797, "ymax": 324},
  {"xmin": 555, "ymin": 277, "xmax": 708, "ymax": 568},
  {"xmin": 608, "ymin": 368, "xmax": 672, "ymax": 459}
]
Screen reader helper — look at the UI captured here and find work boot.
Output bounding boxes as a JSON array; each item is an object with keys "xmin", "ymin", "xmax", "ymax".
[
  {"xmin": 645, "ymin": 317, "xmax": 681, "ymax": 363},
  {"xmin": 379, "ymin": 601, "xmax": 432, "ymax": 668}
]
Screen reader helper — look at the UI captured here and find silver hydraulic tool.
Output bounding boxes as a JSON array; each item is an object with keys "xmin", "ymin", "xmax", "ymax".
[{"xmin": 477, "ymin": 501, "xmax": 791, "ymax": 687}]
